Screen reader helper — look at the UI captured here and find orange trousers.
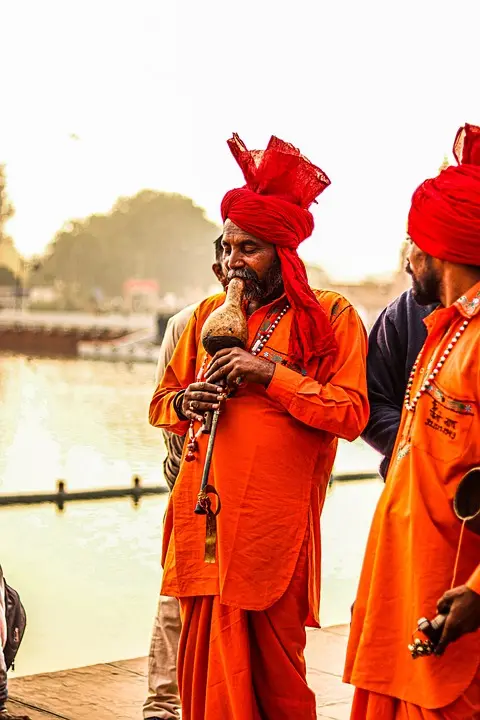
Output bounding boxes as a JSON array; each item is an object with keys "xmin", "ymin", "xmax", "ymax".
[
  {"xmin": 350, "ymin": 674, "xmax": 480, "ymax": 720},
  {"xmin": 177, "ymin": 539, "xmax": 316, "ymax": 720}
]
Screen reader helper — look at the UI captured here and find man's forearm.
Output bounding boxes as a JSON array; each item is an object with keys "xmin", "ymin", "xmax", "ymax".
[{"xmin": 361, "ymin": 402, "xmax": 401, "ymax": 459}]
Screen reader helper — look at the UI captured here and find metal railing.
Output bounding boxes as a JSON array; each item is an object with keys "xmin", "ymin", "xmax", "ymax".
[
  {"xmin": 0, "ymin": 476, "xmax": 167, "ymax": 510},
  {"xmin": 0, "ymin": 471, "xmax": 380, "ymax": 509}
]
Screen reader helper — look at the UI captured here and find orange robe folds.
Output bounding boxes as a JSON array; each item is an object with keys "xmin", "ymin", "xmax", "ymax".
[
  {"xmin": 351, "ymin": 676, "xmax": 480, "ymax": 720},
  {"xmin": 350, "ymin": 676, "xmax": 480, "ymax": 719},
  {"xmin": 344, "ymin": 281, "xmax": 480, "ymax": 718},
  {"xmin": 150, "ymin": 290, "xmax": 368, "ymax": 718},
  {"xmin": 178, "ymin": 533, "xmax": 316, "ymax": 720}
]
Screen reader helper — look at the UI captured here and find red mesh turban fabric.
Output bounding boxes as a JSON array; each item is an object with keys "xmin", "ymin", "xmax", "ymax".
[
  {"xmin": 221, "ymin": 134, "xmax": 336, "ymax": 367},
  {"xmin": 408, "ymin": 123, "xmax": 480, "ymax": 266}
]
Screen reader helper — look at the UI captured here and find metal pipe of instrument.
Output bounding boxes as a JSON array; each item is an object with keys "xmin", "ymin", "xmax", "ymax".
[{"xmin": 194, "ymin": 278, "xmax": 247, "ymax": 515}]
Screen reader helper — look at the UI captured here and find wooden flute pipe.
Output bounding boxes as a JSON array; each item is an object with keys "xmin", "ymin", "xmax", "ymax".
[{"xmin": 194, "ymin": 278, "xmax": 247, "ymax": 516}]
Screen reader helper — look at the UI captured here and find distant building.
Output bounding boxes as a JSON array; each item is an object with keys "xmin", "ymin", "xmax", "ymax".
[
  {"xmin": 29, "ymin": 286, "xmax": 59, "ymax": 305},
  {"xmin": 305, "ymin": 264, "xmax": 331, "ymax": 290},
  {"xmin": 305, "ymin": 243, "xmax": 410, "ymax": 330},
  {"xmin": 123, "ymin": 278, "xmax": 159, "ymax": 312}
]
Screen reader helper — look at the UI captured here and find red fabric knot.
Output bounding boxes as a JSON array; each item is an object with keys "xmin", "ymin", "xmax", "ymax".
[
  {"xmin": 226, "ymin": 133, "xmax": 331, "ymax": 209},
  {"xmin": 408, "ymin": 123, "xmax": 480, "ymax": 267},
  {"xmin": 221, "ymin": 134, "xmax": 336, "ymax": 368}
]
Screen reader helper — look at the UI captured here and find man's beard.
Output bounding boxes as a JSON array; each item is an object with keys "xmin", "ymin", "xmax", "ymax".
[
  {"xmin": 227, "ymin": 258, "xmax": 284, "ymax": 302},
  {"xmin": 406, "ymin": 258, "xmax": 440, "ymax": 306}
]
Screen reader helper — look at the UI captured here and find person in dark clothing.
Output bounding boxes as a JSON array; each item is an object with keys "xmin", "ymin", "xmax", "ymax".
[
  {"xmin": 0, "ymin": 567, "xmax": 30, "ymax": 719},
  {"xmin": 361, "ymin": 289, "xmax": 437, "ymax": 478}
]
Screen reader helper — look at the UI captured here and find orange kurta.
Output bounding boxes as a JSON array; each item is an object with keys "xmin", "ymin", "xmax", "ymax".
[
  {"xmin": 149, "ymin": 290, "xmax": 368, "ymax": 621},
  {"xmin": 344, "ymin": 281, "xmax": 480, "ymax": 713},
  {"xmin": 350, "ymin": 676, "xmax": 480, "ymax": 719}
]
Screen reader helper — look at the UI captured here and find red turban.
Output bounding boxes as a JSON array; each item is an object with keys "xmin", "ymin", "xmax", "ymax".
[
  {"xmin": 221, "ymin": 134, "xmax": 336, "ymax": 368},
  {"xmin": 408, "ymin": 123, "xmax": 480, "ymax": 266}
]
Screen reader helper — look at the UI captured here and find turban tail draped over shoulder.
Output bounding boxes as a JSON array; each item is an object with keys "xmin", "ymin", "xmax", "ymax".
[
  {"xmin": 221, "ymin": 134, "xmax": 336, "ymax": 368},
  {"xmin": 408, "ymin": 123, "xmax": 480, "ymax": 266}
]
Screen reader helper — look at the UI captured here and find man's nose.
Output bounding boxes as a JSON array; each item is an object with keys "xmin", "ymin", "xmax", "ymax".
[
  {"xmin": 228, "ymin": 250, "xmax": 245, "ymax": 269},
  {"xmin": 406, "ymin": 246, "xmax": 413, "ymax": 269}
]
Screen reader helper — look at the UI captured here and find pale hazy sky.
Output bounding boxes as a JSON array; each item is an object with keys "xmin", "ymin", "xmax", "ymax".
[{"xmin": 1, "ymin": 0, "xmax": 480, "ymax": 280}]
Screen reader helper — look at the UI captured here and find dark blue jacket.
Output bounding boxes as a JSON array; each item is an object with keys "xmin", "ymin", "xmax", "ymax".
[{"xmin": 361, "ymin": 290, "xmax": 437, "ymax": 478}]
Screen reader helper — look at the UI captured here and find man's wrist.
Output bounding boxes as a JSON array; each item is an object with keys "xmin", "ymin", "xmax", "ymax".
[
  {"xmin": 173, "ymin": 390, "xmax": 188, "ymax": 420},
  {"xmin": 262, "ymin": 361, "xmax": 275, "ymax": 388}
]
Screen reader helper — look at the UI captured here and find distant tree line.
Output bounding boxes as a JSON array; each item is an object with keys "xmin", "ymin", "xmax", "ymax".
[
  {"xmin": 0, "ymin": 165, "xmax": 18, "ymax": 287},
  {"xmin": 32, "ymin": 190, "xmax": 221, "ymax": 302},
  {"xmin": 0, "ymin": 165, "xmax": 14, "ymax": 237}
]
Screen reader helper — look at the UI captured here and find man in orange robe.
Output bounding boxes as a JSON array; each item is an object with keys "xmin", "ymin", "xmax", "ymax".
[
  {"xmin": 344, "ymin": 124, "xmax": 480, "ymax": 719},
  {"xmin": 150, "ymin": 134, "xmax": 369, "ymax": 720}
]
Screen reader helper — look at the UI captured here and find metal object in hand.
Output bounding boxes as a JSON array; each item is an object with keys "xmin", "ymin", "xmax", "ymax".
[
  {"xmin": 194, "ymin": 407, "xmax": 221, "ymax": 516},
  {"xmin": 408, "ymin": 614, "xmax": 447, "ymax": 659}
]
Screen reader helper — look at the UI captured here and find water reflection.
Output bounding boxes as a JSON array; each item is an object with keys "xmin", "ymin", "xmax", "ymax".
[
  {"xmin": 1, "ymin": 498, "xmax": 168, "ymax": 677},
  {"xmin": 0, "ymin": 354, "xmax": 383, "ymax": 675},
  {"xmin": 0, "ymin": 355, "xmax": 164, "ymax": 493}
]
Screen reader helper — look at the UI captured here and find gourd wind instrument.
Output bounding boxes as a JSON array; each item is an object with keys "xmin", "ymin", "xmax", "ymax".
[{"xmin": 194, "ymin": 278, "xmax": 247, "ymax": 561}]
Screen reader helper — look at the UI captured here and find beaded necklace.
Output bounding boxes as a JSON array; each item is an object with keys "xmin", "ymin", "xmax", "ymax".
[
  {"xmin": 404, "ymin": 319, "xmax": 470, "ymax": 413},
  {"xmin": 185, "ymin": 299, "xmax": 290, "ymax": 462},
  {"xmin": 251, "ymin": 300, "xmax": 290, "ymax": 355}
]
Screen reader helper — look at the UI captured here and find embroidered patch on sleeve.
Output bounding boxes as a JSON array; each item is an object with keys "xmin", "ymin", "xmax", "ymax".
[{"xmin": 457, "ymin": 291, "xmax": 480, "ymax": 317}]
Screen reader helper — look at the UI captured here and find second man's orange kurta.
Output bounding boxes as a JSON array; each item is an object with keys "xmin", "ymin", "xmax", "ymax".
[
  {"xmin": 345, "ymin": 282, "xmax": 480, "ymax": 715},
  {"xmin": 149, "ymin": 290, "xmax": 368, "ymax": 622}
]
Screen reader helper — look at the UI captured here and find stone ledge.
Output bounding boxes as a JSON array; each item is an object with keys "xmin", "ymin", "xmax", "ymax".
[{"xmin": 7, "ymin": 625, "xmax": 352, "ymax": 719}]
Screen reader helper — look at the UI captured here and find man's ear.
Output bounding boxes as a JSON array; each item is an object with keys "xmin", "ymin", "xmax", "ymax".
[{"xmin": 212, "ymin": 263, "xmax": 225, "ymax": 285}]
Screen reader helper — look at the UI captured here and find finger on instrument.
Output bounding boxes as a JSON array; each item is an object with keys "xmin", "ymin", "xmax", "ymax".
[
  {"xmin": 206, "ymin": 363, "xmax": 233, "ymax": 384},
  {"xmin": 208, "ymin": 348, "xmax": 235, "ymax": 365},
  {"xmin": 436, "ymin": 588, "xmax": 456, "ymax": 614},
  {"xmin": 206, "ymin": 349, "xmax": 239, "ymax": 374},
  {"xmin": 435, "ymin": 614, "xmax": 459, "ymax": 655},
  {"xmin": 188, "ymin": 399, "xmax": 220, "ymax": 412},
  {"xmin": 437, "ymin": 596, "xmax": 452, "ymax": 615},
  {"xmin": 190, "ymin": 382, "xmax": 223, "ymax": 394},
  {"xmin": 185, "ymin": 409, "xmax": 204, "ymax": 423},
  {"xmin": 189, "ymin": 391, "xmax": 220, "ymax": 404},
  {"xmin": 225, "ymin": 366, "xmax": 242, "ymax": 387},
  {"xmin": 205, "ymin": 355, "xmax": 232, "ymax": 379},
  {"xmin": 210, "ymin": 362, "xmax": 237, "ymax": 386}
]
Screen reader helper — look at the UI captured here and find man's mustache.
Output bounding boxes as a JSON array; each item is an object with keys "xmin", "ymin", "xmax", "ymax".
[
  {"xmin": 227, "ymin": 268, "xmax": 260, "ymax": 284},
  {"xmin": 405, "ymin": 262, "xmax": 413, "ymax": 276}
]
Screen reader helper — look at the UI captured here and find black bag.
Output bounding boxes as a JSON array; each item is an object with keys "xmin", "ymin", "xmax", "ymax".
[{"xmin": 3, "ymin": 579, "xmax": 26, "ymax": 671}]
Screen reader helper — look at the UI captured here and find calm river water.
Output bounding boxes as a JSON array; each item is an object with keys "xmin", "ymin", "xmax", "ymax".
[{"xmin": 0, "ymin": 353, "xmax": 383, "ymax": 676}]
